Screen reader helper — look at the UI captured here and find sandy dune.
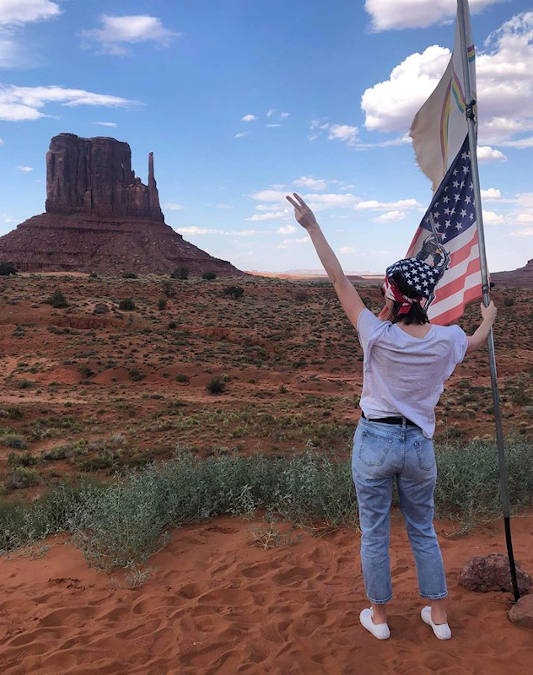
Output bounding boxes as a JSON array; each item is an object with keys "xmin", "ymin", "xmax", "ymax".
[{"xmin": 1, "ymin": 512, "xmax": 531, "ymax": 674}]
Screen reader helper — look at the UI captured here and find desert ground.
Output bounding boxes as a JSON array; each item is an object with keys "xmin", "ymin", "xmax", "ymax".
[{"xmin": 0, "ymin": 271, "xmax": 532, "ymax": 673}]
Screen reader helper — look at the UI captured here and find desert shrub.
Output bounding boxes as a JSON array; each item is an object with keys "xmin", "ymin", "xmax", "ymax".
[
  {"xmin": 206, "ymin": 375, "xmax": 227, "ymax": 394},
  {"xmin": 176, "ymin": 373, "xmax": 190, "ymax": 383},
  {"xmin": 0, "ymin": 406, "xmax": 23, "ymax": 419},
  {"xmin": 128, "ymin": 368, "xmax": 145, "ymax": 382},
  {"xmin": 222, "ymin": 285, "xmax": 244, "ymax": 299},
  {"xmin": 118, "ymin": 298, "xmax": 136, "ymax": 311},
  {"xmin": 122, "ymin": 272, "xmax": 138, "ymax": 279},
  {"xmin": 46, "ymin": 289, "xmax": 68, "ymax": 308},
  {"xmin": 5, "ymin": 467, "xmax": 40, "ymax": 490},
  {"xmin": 0, "ymin": 261, "xmax": 17, "ymax": 276},
  {"xmin": 7, "ymin": 451, "xmax": 37, "ymax": 467},
  {"xmin": 168, "ymin": 321, "xmax": 177, "ymax": 329},
  {"xmin": 171, "ymin": 267, "xmax": 189, "ymax": 280},
  {"xmin": 162, "ymin": 281, "xmax": 176, "ymax": 297},
  {"xmin": 42, "ymin": 446, "xmax": 69, "ymax": 461},
  {"xmin": 0, "ymin": 439, "xmax": 531, "ymax": 565},
  {"xmin": 3, "ymin": 434, "xmax": 27, "ymax": 450},
  {"xmin": 202, "ymin": 271, "xmax": 217, "ymax": 280},
  {"xmin": 157, "ymin": 298, "xmax": 167, "ymax": 310},
  {"xmin": 434, "ymin": 438, "xmax": 533, "ymax": 521}
]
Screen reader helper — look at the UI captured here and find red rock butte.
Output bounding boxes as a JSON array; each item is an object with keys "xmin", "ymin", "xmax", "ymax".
[{"xmin": 0, "ymin": 133, "xmax": 241, "ymax": 275}]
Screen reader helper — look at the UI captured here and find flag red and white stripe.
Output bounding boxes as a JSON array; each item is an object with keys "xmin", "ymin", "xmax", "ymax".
[
  {"xmin": 408, "ymin": 0, "xmax": 481, "ymax": 324},
  {"xmin": 407, "ymin": 135, "xmax": 482, "ymax": 325}
]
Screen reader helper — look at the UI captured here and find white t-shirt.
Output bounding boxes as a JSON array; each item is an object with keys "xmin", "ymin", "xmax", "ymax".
[{"xmin": 357, "ymin": 308, "xmax": 468, "ymax": 439}]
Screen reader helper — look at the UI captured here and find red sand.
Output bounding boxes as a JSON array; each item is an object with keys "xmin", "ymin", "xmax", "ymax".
[{"xmin": 1, "ymin": 513, "xmax": 532, "ymax": 674}]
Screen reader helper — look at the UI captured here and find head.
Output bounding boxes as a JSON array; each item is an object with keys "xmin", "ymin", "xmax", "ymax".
[{"xmin": 381, "ymin": 258, "xmax": 442, "ymax": 325}]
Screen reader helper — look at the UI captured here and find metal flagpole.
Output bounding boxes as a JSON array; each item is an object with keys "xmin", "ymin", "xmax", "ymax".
[{"xmin": 456, "ymin": 0, "xmax": 520, "ymax": 602}]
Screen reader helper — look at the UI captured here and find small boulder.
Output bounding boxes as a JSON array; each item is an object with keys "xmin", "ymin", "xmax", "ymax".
[
  {"xmin": 459, "ymin": 553, "xmax": 531, "ymax": 594},
  {"xmin": 508, "ymin": 594, "xmax": 533, "ymax": 629}
]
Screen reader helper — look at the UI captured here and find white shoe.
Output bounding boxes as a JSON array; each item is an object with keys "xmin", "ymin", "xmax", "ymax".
[
  {"xmin": 421, "ymin": 606, "xmax": 452, "ymax": 640},
  {"xmin": 359, "ymin": 608, "xmax": 390, "ymax": 640}
]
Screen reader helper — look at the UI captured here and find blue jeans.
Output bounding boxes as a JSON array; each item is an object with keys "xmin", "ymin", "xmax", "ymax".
[{"xmin": 351, "ymin": 417, "xmax": 447, "ymax": 604}]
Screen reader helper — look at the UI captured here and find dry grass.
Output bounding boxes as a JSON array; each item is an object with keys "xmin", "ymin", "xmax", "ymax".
[{"xmin": 0, "ymin": 272, "xmax": 531, "ymax": 500}]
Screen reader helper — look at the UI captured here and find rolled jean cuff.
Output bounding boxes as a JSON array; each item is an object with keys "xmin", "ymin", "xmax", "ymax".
[{"xmin": 421, "ymin": 591, "xmax": 448, "ymax": 601}]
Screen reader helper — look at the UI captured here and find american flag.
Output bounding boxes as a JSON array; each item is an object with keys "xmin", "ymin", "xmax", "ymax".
[{"xmin": 406, "ymin": 134, "xmax": 482, "ymax": 325}]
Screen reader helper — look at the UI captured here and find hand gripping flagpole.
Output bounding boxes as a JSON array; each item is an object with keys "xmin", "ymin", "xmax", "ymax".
[{"xmin": 457, "ymin": 0, "xmax": 520, "ymax": 602}]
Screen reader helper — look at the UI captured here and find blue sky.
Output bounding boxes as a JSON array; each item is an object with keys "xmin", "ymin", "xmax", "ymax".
[{"xmin": 1, "ymin": 0, "xmax": 532, "ymax": 274}]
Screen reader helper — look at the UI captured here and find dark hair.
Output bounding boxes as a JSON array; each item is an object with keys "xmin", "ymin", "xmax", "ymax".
[
  {"xmin": 387, "ymin": 271, "xmax": 430, "ymax": 325},
  {"xmin": 389, "ymin": 301, "xmax": 429, "ymax": 325}
]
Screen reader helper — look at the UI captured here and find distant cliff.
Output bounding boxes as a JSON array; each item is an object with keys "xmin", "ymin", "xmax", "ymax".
[
  {"xmin": 0, "ymin": 133, "xmax": 241, "ymax": 276},
  {"xmin": 492, "ymin": 259, "xmax": 533, "ymax": 289},
  {"xmin": 45, "ymin": 133, "xmax": 164, "ymax": 221}
]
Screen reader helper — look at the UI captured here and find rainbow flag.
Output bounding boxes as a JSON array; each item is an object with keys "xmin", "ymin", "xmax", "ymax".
[{"xmin": 410, "ymin": 0, "xmax": 476, "ymax": 191}]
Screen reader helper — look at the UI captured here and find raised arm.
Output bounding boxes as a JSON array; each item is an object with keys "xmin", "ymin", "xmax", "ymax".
[
  {"xmin": 466, "ymin": 301, "xmax": 497, "ymax": 350},
  {"xmin": 286, "ymin": 192, "xmax": 366, "ymax": 329}
]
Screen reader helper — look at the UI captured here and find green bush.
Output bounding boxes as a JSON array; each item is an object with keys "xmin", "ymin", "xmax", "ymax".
[
  {"xmin": 206, "ymin": 375, "xmax": 227, "ymax": 394},
  {"xmin": 47, "ymin": 289, "xmax": 68, "ymax": 308},
  {"xmin": 157, "ymin": 298, "xmax": 167, "ymax": 310},
  {"xmin": 122, "ymin": 272, "xmax": 138, "ymax": 279},
  {"xmin": 118, "ymin": 298, "xmax": 136, "ymax": 311},
  {"xmin": 0, "ymin": 261, "xmax": 17, "ymax": 276},
  {"xmin": 222, "ymin": 285, "xmax": 244, "ymax": 299},
  {"xmin": 0, "ymin": 440, "xmax": 531, "ymax": 567},
  {"xmin": 202, "ymin": 271, "xmax": 217, "ymax": 281},
  {"xmin": 171, "ymin": 267, "xmax": 189, "ymax": 280}
]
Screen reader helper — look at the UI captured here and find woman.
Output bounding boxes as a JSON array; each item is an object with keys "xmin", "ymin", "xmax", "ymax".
[{"xmin": 286, "ymin": 193, "xmax": 497, "ymax": 641}]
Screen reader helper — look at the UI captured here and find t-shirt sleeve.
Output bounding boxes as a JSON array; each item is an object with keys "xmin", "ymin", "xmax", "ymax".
[
  {"xmin": 451, "ymin": 325, "xmax": 468, "ymax": 364},
  {"xmin": 356, "ymin": 308, "xmax": 381, "ymax": 351}
]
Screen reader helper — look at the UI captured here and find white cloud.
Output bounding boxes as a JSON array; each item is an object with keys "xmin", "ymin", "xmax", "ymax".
[
  {"xmin": 303, "ymin": 193, "xmax": 358, "ymax": 210},
  {"xmin": 482, "ymin": 209, "xmax": 505, "ymax": 224},
  {"xmin": 278, "ymin": 224, "xmax": 297, "ymax": 235},
  {"xmin": 0, "ymin": 37, "xmax": 29, "ymax": 68},
  {"xmin": 234, "ymin": 131, "xmax": 249, "ymax": 139},
  {"xmin": 216, "ymin": 203, "xmax": 233, "ymax": 209},
  {"xmin": 480, "ymin": 188, "xmax": 502, "ymax": 200},
  {"xmin": 516, "ymin": 214, "xmax": 533, "ymax": 224},
  {"xmin": 0, "ymin": 0, "xmax": 61, "ymax": 25},
  {"xmin": 365, "ymin": 0, "xmax": 505, "ymax": 31},
  {"xmin": 509, "ymin": 226, "xmax": 533, "ymax": 236},
  {"xmin": 163, "ymin": 202, "xmax": 184, "ymax": 211},
  {"xmin": 355, "ymin": 198, "xmax": 420, "ymax": 210},
  {"xmin": 82, "ymin": 15, "xmax": 179, "ymax": 55},
  {"xmin": 361, "ymin": 12, "xmax": 533, "ymax": 146},
  {"xmin": 180, "ymin": 226, "xmax": 261, "ymax": 238},
  {"xmin": 0, "ymin": 85, "xmax": 136, "ymax": 121},
  {"xmin": 309, "ymin": 120, "xmax": 359, "ymax": 146},
  {"xmin": 277, "ymin": 237, "xmax": 309, "ymax": 250},
  {"xmin": 293, "ymin": 176, "xmax": 327, "ymax": 191},
  {"xmin": 0, "ymin": 137, "xmax": 4, "ymax": 145},
  {"xmin": 362, "ymin": 46, "xmax": 450, "ymax": 133},
  {"xmin": 0, "ymin": 1, "xmax": 61, "ymax": 68},
  {"xmin": 94, "ymin": 121, "xmax": 117, "ymax": 127},
  {"xmin": 266, "ymin": 123, "xmax": 281, "ymax": 128},
  {"xmin": 251, "ymin": 189, "xmax": 287, "ymax": 202},
  {"xmin": 339, "ymin": 246, "xmax": 355, "ymax": 254},
  {"xmin": 241, "ymin": 114, "xmax": 256, "ymax": 122},
  {"xmin": 477, "ymin": 146, "xmax": 507, "ymax": 162},
  {"xmin": 516, "ymin": 192, "xmax": 533, "ymax": 208},
  {"xmin": 17, "ymin": 165, "xmax": 33, "ymax": 172},
  {"xmin": 328, "ymin": 123, "xmax": 358, "ymax": 145},
  {"xmin": 280, "ymin": 112, "xmax": 290, "ymax": 119},
  {"xmin": 180, "ymin": 226, "xmax": 225, "ymax": 235},
  {"xmin": 375, "ymin": 210, "xmax": 408, "ymax": 223},
  {"xmin": 497, "ymin": 136, "xmax": 533, "ymax": 149},
  {"xmin": 246, "ymin": 210, "xmax": 286, "ymax": 222}
]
